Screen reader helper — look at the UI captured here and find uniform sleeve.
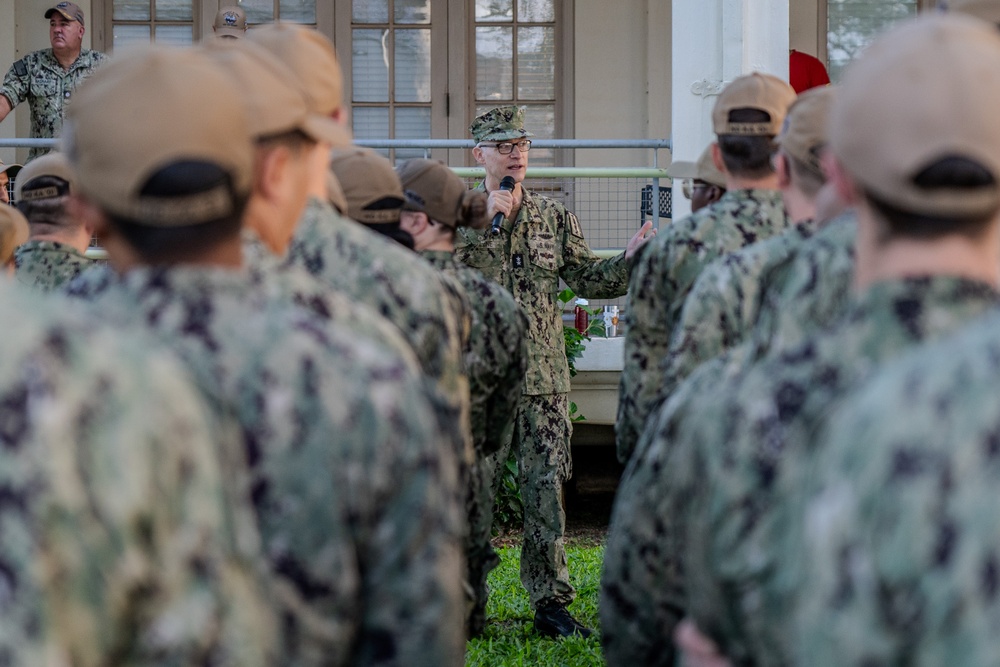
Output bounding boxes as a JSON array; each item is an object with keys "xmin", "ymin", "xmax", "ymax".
[
  {"xmin": 0, "ymin": 57, "xmax": 30, "ymax": 110},
  {"xmin": 601, "ymin": 393, "xmax": 698, "ymax": 667},
  {"xmin": 660, "ymin": 255, "xmax": 746, "ymax": 410},
  {"xmin": 347, "ymin": 373, "xmax": 466, "ymax": 666},
  {"xmin": 38, "ymin": 349, "xmax": 276, "ymax": 667},
  {"xmin": 482, "ymin": 304, "xmax": 527, "ymax": 455},
  {"xmin": 617, "ymin": 231, "xmax": 678, "ymax": 463},
  {"xmin": 558, "ymin": 210, "xmax": 630, "ymax": 299}
]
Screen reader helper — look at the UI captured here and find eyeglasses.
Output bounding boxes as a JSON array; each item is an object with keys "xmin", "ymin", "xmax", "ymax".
[
  {"xmin": 479, "ymin": 140, "xmax": 532, "ymax": 155},
  {"xmin": 681, "ymin": 179, "xmax": 714, "ymax": 200}
]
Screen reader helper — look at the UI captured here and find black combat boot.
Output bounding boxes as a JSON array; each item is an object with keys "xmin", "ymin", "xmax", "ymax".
[{"xmin": 533, "ymin": 602, "xmax": 593, "ymax": 639}]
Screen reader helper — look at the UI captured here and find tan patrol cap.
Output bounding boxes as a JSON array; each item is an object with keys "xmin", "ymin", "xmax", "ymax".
[
  {"xmin": 44, "ymin": 1, "xmax": 84, "ymax": 25},
  {"xmin": 831, "ymin": 14, "xmax": 1000, "ymax": 218},
  {"xmin": 329, "ymin": 147, "xmax": 405, "ymax": 225},
  {"xmin": 15, "ymin": 152, "xmax": 75, "ymax": 203},
  {"xmin": 201, "ymin": 41, "xmax": 349, "ymax": 147},
  {"xmin": 712, "ymin": 72, "xmax": 796, "ymax": 136},
  {"xmin": 63, "ymin": 45, "xmax": 253, "ymax": 227},
  {"xmin": 213, "ymin": 5, "xmax": 247, "ymax": 38},
  {"xmin": 941, "ymin": 0, "xmax": 1000, "ymax": 24},
  {"xmin": 248, "ymin": 23, "xmax": 344, "ymax": 118},
  {"xmin": 0, "ymin": 160, "xmax": 21, "ymax": 179},
  {"xmin": 327, "ymin": 172, "xmax": 348, "ymax": 215},
  {"xmin": 666, "ymin": 145, "xmax": 727, "ymax": 189},
  {"xmin": 777, "ymin": 86, "xmax": 834, "ymax": 178},
  {"xmin": 396, "ymin": 158, "xmax": 488, "ymax": 230},
  {"xmin": 0, "ymin": 206, "xmax": 28, "ymax": 264}
]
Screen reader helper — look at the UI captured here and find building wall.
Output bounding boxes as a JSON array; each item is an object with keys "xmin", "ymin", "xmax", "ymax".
[
  {"xmin": 790, "ymin": 0, "xmax": 823, "ymax": 59},
  {"xmin": 574, "ymin": 0, "xmax": 672, "ymax": 168}
]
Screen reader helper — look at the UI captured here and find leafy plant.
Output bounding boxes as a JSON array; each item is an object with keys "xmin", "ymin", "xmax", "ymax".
[{"xmin": 492, "ymin": 455, "xmax": 524, "ymax": 532}]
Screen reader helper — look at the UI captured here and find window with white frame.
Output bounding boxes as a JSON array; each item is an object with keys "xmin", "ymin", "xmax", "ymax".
[
  {"xmin": 110, "ymin": 0, "xmax": 195, "ymax": 48},
  {"xmin": 348, "ymin": 0, "xmax": 437, "ymax": 162},
  {"xmin": 473, "ymin": 0, "xmax": 559, "ymax": 165}
]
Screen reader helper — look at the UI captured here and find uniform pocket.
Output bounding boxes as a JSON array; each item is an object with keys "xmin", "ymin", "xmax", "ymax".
[{"xmin": 527, "ymin": 235, "xmax": 559, "ymax": 273}]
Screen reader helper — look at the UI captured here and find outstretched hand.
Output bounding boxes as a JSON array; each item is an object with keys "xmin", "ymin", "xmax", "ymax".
[{"xmin": 625, "ymin": 220, "xmax": 657, "ymax": 261}]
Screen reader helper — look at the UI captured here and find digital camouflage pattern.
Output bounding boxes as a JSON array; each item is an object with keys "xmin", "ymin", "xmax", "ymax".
[
  {"xmin": 669, "ymin": 277, "xmax": 999, "ymax": 666},
  {"xmin": 420, "ymin": 249, "xmax": 527, "ymax": 631},
  {"xmin": 617, "ymin": 188, "xmax": 789, "ymax": 463},
  {"xmin": 660, "ymin": 220, "xmax": 816, "ymax": 406},
  {"xmin": 455, "ymin": 186, "xmax": 629, "ymax": 609},
  {"xmin": 455, "ymin": 186, "xmax": 629, "ymax": 396},
  {"xmin": 794, "ymin": 311, "xmax": 1000, "ymax": 665},
  {"xmin": 743, "ymin": 212, "xmax": 857, "ymax": 365},
  {"xmin": 0, "ymin": 280, "xmax": 276, "ymax": 666},
  {"xmin": 68, "ymin": 265, "xmax": 466, "ymax": 667},
  {"xmin": 14, "ymin": 239, "xmax": 94, "ymax": 291},
  {"xmin": 0, "ymin": 49, "xmax": 108, "ymax": 160},
  {"xmin": 602, "ymin": 213, "xmax": 855, "ymax": 665},
  {"xmin": 469, "ymin": 105, "xmax": 534, "ymax": 143},
  {"xmin": 284, "ymin": 197, "xmax": 474, "ymax": 469}
]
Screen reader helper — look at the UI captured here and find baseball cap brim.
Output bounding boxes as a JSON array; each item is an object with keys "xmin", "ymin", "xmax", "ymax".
[
  {"xmin": 302, "ymin": 115, "xmax": 353, "ymax": 149},
  {"xmin": 214, "ymin": 26, "xmax": 244, "ymax": 38},
  {"xmin": 477, "ymin": 128, "xmax": 535, "ymax": 143},
  {"xmin": 44, "ymin": 8, "xmax": 79, "ymax": 22},
  {"xmin": 666, "ymin": 160, "xmax": 697, "ymax": 180},
  {"xmin": 0, "ymin": 163, "xmax": 22, "ymax": 178}
]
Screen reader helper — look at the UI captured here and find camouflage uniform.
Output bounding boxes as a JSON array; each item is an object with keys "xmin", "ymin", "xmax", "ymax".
[
  {"xmin": 617, "ymin": 188, "xmax": 789, "ymax": 463},
  {"xmin": 745, "ymin": 212, "xmax": 857, "ymax": 364},
  {"xmin": 668, "ymin": 277, "xmax": 999, "ymax": 666},
  {"xmin": 455, "ymin": 186, "xmax": 628, "ymax": 608},
  {"xmin": 0, "ymin": 280, "xmax": 276, "ymax": 666},
  {"xmin": 660, "ymin": 220, "xmax": 816, "ymax": 404},
  {"xmin": 14, "ymin": 239, "xmax": 94, "ymax": 291},
  {"xmin": 284, "ymin": 197, "xmax": 474, "ymax": 470},
  {"xmin": 0, "ymin": 49, "xmax": 108, "ymax": 160},
  {"xmin": 421, "ymin": 248, "xmax": 528, "ymax": 630},
  {"xmin": 69, "ymin": 265, "xmax": 466, "ymax": 667},
  {"xmin": 793, "ymin": 311, "xmax": 1000, "ymax": 666}
]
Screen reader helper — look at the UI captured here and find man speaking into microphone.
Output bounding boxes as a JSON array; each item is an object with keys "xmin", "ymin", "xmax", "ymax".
[{"xmin": 456, "ymin": 105, "xmax": 655, "ymax": 638}]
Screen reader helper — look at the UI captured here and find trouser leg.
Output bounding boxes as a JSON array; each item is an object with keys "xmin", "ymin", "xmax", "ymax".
[{"xmin": 515, "ymin": 393, "xmax": 575, "ymax": 608}]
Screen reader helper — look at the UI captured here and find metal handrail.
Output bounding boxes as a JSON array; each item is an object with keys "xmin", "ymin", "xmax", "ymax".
[{"xmin": 0, "ymin": 137, "xmax": 671, "ymax": 150}]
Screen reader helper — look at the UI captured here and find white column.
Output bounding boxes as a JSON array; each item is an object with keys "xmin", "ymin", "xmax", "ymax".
[{"xmin": 670, "ymin": 0, "xmax": 788, "ymax": 221}]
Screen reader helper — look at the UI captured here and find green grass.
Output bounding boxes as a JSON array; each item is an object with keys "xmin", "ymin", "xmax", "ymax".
[{"xmin": 465, "ymin": 544, "xmax": 606, "ymax": 666}]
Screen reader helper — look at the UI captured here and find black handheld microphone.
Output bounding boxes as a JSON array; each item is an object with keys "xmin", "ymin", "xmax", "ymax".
[{"xmin": 490, "ymin": 176, "xmax": 516, "ymax": 236}]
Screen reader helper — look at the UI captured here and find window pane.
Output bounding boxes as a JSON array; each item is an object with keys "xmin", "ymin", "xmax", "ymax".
[
  {"xmin": 523, "ymin": 104, "xmax": 554, "ymax": 165},
  {"xmin": 476, "ymin": 0, "xmax": 513, "ymax": 22},
  {"xmin": 113, "ymin": 23, "xmax": 151, "ymax": 48},
  {"xmin": 517, "ymin": 26, "xmax": 554, "ymax": 99},
  {"xmin": 395, "ymin": 0, "xmax": 430, "ymax": 24},
  {"xmin": 517, "ymin": 0, "xmax": 554, "ymax": 22},
  {"xmin": 354, "ymin": 0, "xmax": 388, "ymax": 23},
  {"xmin": 353, "ymin": 107, "xmax": 389, "ymax": 141},
  {"xmin": 395, "ymin": 29, "xmax": 431, "ymax": 103},
  {"xmin": 279, "ymin": 0, "xmax": 316, "ymax": 23},
  {"xmin": 353, "ymin": 29, "xmax": 389, "ymax": 102},
  {"xmin": 154, "ymin": 0, "xmax": 191, "ymax": 21},
  {"xmin": 827, "ymin": 0, "xmax": 916, "ymax": 82},
  {"xmin": 395, "ymin": 107, "xmax": 431, "ymax": 162},
  {"xmin": 154, "ymin": 24, "xmax": 192, "ymax": 45},
  {"xmin": 241, "ymin": 0, "xmax": 274, "ymax": 24},
  {"xmin": 476, "ymin": 27, "xmax": 512, "ymax": 100},
  {"xmin": 113, "ymin": 0, "xmax": 149, "ymax": 21}
]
